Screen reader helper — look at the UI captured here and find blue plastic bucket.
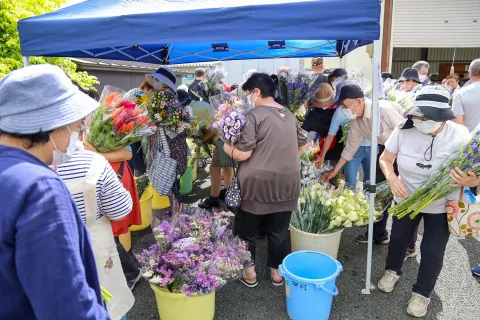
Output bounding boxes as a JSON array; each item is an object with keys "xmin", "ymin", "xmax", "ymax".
[{"xmin": 279, "ymin": 251, "xmax": 343, "ymax": 320}]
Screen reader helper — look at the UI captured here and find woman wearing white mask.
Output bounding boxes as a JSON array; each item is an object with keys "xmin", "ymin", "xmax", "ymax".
[
  {"xmin": 412, "ymin": 61, "xmax": 432, "ymax": 86},
  {"xmin": 223, "ymin": 73, "xmax": 308, "ymax": 287},
  {"xmin": 57, "ymin": 130, "xmax": 135, "ymax": 320},
  {"xmin": 0, "ymin": 65, "xmax": 110, "ymax": 319},
  {"xmin": 378, "ymin": 87, "xmax": 479, "ymax": 318}
]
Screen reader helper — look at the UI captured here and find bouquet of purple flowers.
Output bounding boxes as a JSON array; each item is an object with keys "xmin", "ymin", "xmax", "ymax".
[
  {"xmin": 211, "ymin": 93, "xmax": 249, "ymax": 145},
  {"xmin": 135, "ymin": 205, "xmax": 249, "ymax": 296},
  {"xmin": 278, "ymin": 72, "xmax": 320, "ymax": 114}
]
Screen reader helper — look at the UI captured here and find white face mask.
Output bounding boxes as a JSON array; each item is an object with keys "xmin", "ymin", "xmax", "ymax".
[
  {"xmin": 153, "ymin": 78, "xmax": 165, "ymax": 91},
  {"xmin": 342, "ymin": 105, "xmax": 358, "ymax": 120},
  {"xmin": 332, "ymin": 79, "xmax": 342, "ymax": 90},
  {"xmin": 247, "ymin": 90, "xmax": 259, "ymax": 108},
  {"xmin": 412, "ymin": 118, "xmax": 442, "ymax": 134},
  {"xmin": 418, "ymin": 74, "xmax": 427, "ymax": 82},
  {"xmin": 50, "ymin": 127, "xmax": 79, "ymax": 165}
]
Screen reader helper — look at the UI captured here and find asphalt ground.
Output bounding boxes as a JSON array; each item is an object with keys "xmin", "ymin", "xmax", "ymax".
[{"xmin": 127, "ymin": 165, "xmax": 480, "ymax": 320}]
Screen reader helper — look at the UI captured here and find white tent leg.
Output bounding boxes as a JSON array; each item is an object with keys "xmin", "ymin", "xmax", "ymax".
[
  {"xmin": 22, "ymin": 56, "xmax": 30, "ymax": 67},
  {"xmin": 362, "ymin": 39, "xmax": 381, "ymax": 295}
]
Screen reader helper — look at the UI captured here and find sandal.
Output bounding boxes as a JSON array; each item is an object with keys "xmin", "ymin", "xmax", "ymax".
[
  {"xmin": 239, "ymin": 276, "xmax": 258, "ymax": 288},
  {"xmin": 270, "ymin": 272, "xmax": 284, "ymax": 286}
]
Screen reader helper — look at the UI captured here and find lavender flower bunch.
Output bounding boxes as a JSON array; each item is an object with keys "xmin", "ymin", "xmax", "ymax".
[
  {"xmin": 196, "ymin": 67, "xmax": 227, "ymax": 101},
  {"xmin": 135, "ymin": 208, "xmax": 249, "ymax": 296},
  {"xmin": 278, "ymin": 72, "xmax": 319, "ymax": 114},
  {"xmin": 390, "ymin": 126, "xmax": 479, "ymax": 219}
]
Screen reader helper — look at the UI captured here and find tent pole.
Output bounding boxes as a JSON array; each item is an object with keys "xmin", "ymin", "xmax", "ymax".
[
  {"xmin": 362, "ymin": 38, "xmax": 381, "ymax": 295},
  {"xmin": 22, "ymin": 56, "xmax": 30, "ymax": 67}
]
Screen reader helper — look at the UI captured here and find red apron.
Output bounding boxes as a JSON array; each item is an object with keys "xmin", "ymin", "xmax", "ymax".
[{"xmin": 109, "ymin": 161, "xmax": 142, "ymax": 237}]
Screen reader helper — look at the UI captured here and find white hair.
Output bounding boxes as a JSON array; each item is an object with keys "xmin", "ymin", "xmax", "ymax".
[
  {"xmin": 177, "ymin": 84, "xmax": 188, "ymax": 91},
  {"xmin": 469, "ymin": 58, "xmax": 480, "ymax": 77},
  {"xmin": 412, "ymin": 61, "xmax": 430, "ymax": 71}
]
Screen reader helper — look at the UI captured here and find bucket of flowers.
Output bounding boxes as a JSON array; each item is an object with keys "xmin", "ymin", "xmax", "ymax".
[
  {"xmin": 135, "ymin": 205, "xmax": 249, "ymax": 320},
  {"xmin": 290, "ymin": 181, "xmax": 379, "ymax": 259}
]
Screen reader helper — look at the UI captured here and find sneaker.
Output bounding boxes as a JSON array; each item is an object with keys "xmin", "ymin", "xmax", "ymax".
[
  {"xmin": 355, "ymin": 232, "xmax": 390, "ymax": 244},
  {"xmin": 128, "ymin": 268, "xmax": 142, "ymax": 291},
  {"xmin": 407, "ymin": 292, "xmax": 431, "ymax": 318},
  {"xmin": 405, "ymin": 247, "xmax": 418, "ymax": 261},
  {"xmin": 198, "ymin": 197, "xmax": 220, "ymax": 209},
  {"xmin": 219, "ymin": 188, "xmax": 227, "ymax": 200},
  {"xmin": 472, "ymin": 264, "xmax": 480, "ymax": 277},
  {"xmin": 378, "ymin": 270, "xmax": 400, "ymax": 293}
]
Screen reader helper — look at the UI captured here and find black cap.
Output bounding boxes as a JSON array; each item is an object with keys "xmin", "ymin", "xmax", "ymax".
[
  {"xmin": 336, "ymin": 84, "xmax": 365, "ymax": 106},
  {"xmin": 398, "ymin": 68, "xmax": 420, "ymax": 83},
  {"xmin": 331, "ymin": 68, "xmax": 347, "ymax": 78},
  {"xmin": 177, "ymin": 89, "xmax": 192, "ymax": 106}
]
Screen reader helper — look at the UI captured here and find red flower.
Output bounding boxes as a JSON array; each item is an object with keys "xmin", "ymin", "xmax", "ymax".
[
  {"xmin": 120, "ymin": 121, "xmax": 135, "ymax": 134},
  {"xmin": 114, "ymin": 118, "xmax": 125, "ymax": 130},
  {"xmin": 120, "ymin": 100, "xmax": 137, "ymax": 110}
]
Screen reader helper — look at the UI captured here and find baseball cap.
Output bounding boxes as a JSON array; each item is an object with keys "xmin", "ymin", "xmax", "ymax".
[
  {"xmin": 335, "ymin": 84, "xmax": 365, "ymax": 106},
  {"xmin": 333, "ymin": 80, "xmax": 358, "ymax": 105},
  {"xmin": 0, "ymin": 64, "xmax": 99, "ymax": 134}
]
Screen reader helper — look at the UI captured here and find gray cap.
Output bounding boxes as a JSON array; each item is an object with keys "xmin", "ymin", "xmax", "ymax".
[{"xmin": 0, "ymin": 64, "xmax": 99, "ymax": 134}]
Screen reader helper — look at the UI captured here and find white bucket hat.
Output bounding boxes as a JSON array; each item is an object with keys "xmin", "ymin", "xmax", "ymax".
[
  {"xmin": 0, "ymin": 64, "xmax": 99, "ymax": 134},
  {"xmin": 145, "ymin": 67, "xmax": 177, "ymax": 92}
]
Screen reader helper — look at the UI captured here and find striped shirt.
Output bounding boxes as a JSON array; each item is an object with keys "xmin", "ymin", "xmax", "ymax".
[{"xmin": 57, "ymin": 151, "xmax": 132, "ymax": 223}]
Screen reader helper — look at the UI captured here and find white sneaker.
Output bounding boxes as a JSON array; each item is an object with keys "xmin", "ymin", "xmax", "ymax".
[
  {"xmin": 407, "ymin": 292, "xmax": 431, "ymax": 317},
  {"xmin": 378, "ymin": 270, "xmax": 400, "ymax": 293}
]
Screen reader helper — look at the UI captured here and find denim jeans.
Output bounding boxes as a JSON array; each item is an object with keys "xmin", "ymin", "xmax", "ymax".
[{"xmin": 344, "ymin": 146, "xmax": 371, "ymax": 190}]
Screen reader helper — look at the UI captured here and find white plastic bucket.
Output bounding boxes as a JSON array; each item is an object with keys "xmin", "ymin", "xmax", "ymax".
[{"xmin": 290, "ymin": 224, "xmax": 343, "ymax": 259}]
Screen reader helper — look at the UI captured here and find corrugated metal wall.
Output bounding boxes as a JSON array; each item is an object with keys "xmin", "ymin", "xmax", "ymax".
[
  {"xmin": 391, "ymin": 47, "xmax": 480, "ymax": 78},
  {"xmin": 393, "ymin": 0, "xmax": 480, "ymax": 47}
]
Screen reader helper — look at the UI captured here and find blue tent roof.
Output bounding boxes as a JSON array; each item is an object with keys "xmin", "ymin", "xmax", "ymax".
[{"xmin": 18, "ymin": 0, "xmax": 380, "ymax": 64}]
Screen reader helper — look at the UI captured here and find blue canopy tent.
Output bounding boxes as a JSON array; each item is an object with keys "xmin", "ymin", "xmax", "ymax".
[{"xmin": 18, "ymin": 0, "xmax": 383, "ymax": 294}]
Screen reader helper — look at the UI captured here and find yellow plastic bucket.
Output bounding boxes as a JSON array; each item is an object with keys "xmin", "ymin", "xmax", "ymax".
[
  {"xmin": 150, "ymin": 285, "xmax": 215, "ymax": 320},
  {"xmin": 148, "ymin": 185, "xmax": 170, "ymax": 210},
  {"xmin": 118, "ymin": 229, "xmax": 132, "ymax": 252},
  {"xmin": 130, "ymin": 189, "xmax": 153, "ymax": 232}
]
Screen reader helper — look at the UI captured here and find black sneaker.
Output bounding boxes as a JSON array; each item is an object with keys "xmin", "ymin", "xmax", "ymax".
[
  {"xmin": 219, "ymin": 188, "xmax": 227, "ymax": 200},
  {"xmin": 128, "ymin": 268, "xmax": 142, "ymax": 291},
  {"xmin": 198, "ymin": 197, "xmax": 220, "ymax": 209},
  {"xmin": 355, "ymin": 232, "xmax": 390, "ymax": 244}
]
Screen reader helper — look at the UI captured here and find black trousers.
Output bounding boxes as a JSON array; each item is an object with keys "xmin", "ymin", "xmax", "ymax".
[
  {"xmin": 114, "ymin": 237, "xmax": 139, "ymax": 282},
  {"xmin": 234, "ymin": 210, "xmax": 292, "ymax": 269},
  {"xmin": 386, "ymin": 213, "xmax": 450, "ymax": 298}
]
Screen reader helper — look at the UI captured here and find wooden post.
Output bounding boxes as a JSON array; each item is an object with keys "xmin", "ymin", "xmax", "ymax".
[{"xmin": 381, "ymin": 0, "xmax": 394, "ymax": 72}]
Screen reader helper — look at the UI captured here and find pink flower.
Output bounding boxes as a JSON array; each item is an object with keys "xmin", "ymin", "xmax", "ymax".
[
  {"xmin": 467, "ymin": 212, "xmax": 480, "ymax": 231},
  {"xmin": 446, "ymin": 202, "xmax": 458, "ymax": 218}
]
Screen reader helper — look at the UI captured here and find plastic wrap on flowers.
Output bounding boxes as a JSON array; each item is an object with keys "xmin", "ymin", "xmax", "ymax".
[
  {"xmin": 374, "ymin": 181, "xmax": 394, "ymax": 213},
  {"xmin": 86, "ymin": 85, "xmax": 156, "ymax": 153},
  {"xmin": 278, "ymin": 72, "xmax": 320, "ymax": 114},
  {"xmin": 192, "ymin": 66, "xmax": 228, "ymax": 102},
  {"xmin": 389, "ymin": 124, "xmax": 478, "ymax": 219},
  {"xmin": 147, "ymin": 89, "xmax": 195, "ymax": 134},
  {"xmin": 292, "ymin": 182, "xmax": 379, "ymax": 234},
  {"xmin": 210, "ymin": 92, "xmax": 250, "ymax": 145},
  {"xmin": 135, "ymin": 201, "xmax": 250, "ymax": 296}
]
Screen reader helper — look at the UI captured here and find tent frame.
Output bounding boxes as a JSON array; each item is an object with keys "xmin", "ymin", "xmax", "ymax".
[{"xmin": 20, "ymin": 0, "xmax": 384, "ymax": 297}]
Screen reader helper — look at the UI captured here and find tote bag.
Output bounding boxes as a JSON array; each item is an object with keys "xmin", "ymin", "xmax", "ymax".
[{"xmin": 446, "ymin": 187, "xmax": 480, "ymax": 239}]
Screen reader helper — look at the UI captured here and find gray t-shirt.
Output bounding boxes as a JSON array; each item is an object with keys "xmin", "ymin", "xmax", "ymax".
[
  {"xmin": 385, "ymin": 121, "xmax": 470, "ymax": 213},
  {"xmin": 452, "ymin": 81, "xmax": 480, "ymax": 132},
  {"xmin": 236, "ymin": 106, "xmax": 307, "ymax": 215}
]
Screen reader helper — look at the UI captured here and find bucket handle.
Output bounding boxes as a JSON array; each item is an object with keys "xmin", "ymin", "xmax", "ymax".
[
  {"xmin": 315, "ymin": 283, "xmax": 339, "ymax": 296},
  {"xmin": 278, "ymin": 264, "xmax": 285, "ymax": 277}
]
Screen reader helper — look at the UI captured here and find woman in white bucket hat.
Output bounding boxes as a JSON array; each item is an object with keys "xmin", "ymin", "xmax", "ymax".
[{"xmin": 0, "ymin": 65, "xmax": 109, "ymax": 319}]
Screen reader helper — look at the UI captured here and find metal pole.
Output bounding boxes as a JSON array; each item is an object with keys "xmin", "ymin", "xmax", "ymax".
[
  {"xmin": 362, "ymin": 38, "xmax": 381, "ymax": 295},
  {"xmin": 22, "ymin": 56, "xmax": 30, "ymax": 67}
]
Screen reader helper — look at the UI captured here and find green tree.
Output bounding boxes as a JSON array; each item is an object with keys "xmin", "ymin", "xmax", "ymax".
[{"xmin": 0, "ymin": 0, "xmax": 99, "ymax": 90}]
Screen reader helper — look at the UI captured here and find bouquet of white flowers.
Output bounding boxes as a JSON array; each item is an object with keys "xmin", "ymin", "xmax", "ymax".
[{"xmin": 292, "ymin": 182, "xmax": 380, "ymax": 234}]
